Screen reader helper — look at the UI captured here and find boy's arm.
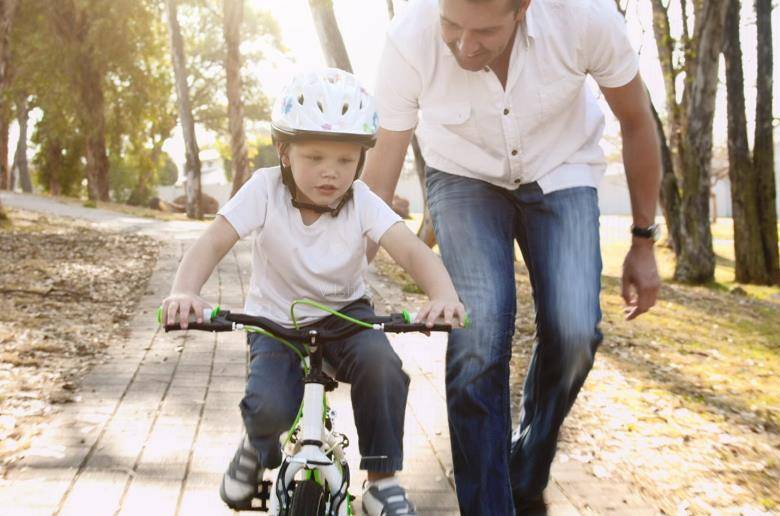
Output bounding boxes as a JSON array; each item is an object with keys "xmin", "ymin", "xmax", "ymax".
[
  {"xmin": 378, "ymin": 222, "xmax": 465, "ymax": 327},
  {"xmin": 164, "ymin": 215, "xmax": 240, "ymax": 327}
]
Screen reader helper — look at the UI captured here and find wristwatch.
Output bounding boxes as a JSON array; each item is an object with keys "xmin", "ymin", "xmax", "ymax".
[{"xmin": 631, "ymin": 223, "xmax": 658, "ymax": 241}]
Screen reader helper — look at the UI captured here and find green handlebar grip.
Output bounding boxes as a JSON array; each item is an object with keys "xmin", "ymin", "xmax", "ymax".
[{"xmin": 402, "ymin": 309, "xmax": 413, "ymax": 324}]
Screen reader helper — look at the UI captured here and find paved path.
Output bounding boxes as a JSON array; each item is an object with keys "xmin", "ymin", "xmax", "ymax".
[{"xmin": 0, "ymin": 192, "xmax": 655, "ymax": 515}]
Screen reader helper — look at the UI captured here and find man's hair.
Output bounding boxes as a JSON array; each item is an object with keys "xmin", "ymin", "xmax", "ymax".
[{"xmin": 465, "ymin": 0, "xmax": 527, "ymax": 12}]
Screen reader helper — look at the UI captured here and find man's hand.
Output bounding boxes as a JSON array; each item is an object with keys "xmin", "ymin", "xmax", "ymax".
[{"xmin": 621, "ymin": 240, "xmax": 661, "ymax": 320}]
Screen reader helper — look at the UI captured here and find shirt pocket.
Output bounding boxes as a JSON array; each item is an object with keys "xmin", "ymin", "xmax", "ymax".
[{"xmin": 421, "ymin": 102, "xmax": 482, "ymax": 146}]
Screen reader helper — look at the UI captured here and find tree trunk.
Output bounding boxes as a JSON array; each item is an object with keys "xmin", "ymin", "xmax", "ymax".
[
  {"xmin": 723, "ymin": 0, "xmax": 769, "ymax": 284},
  {"xmin": 0, "ymin": 0, "xmax": 17, "ymax": 87},
  {"xmin": 307, "ymin": 0, "xmax": 352, "ymax": 72},
  {"xmin": 0, "ymin": 0, "xmax": 16, "ymax": 200},
  {"xmin": 650, "ymin": 0, "xmax": 684, "ymax": 179},
  {"xmin": 0, "ymin": 105, "xmax": 9, "ymax": 190},
  {"xmin": 224, "ymin": 0, "xmax": 250, "ymax": 197},
  {"xmin": 13, "ymin": 95, "xmax": 30, "ymax": 192},
  {"xmin": 753, "ymin": 0, "xmax": 779, "ymax": 284},
  {"xmin": 51, "ymin": 1, "xmax": 110, "ymax": 202},
  {"xmin": 650, "ymin": 98, "xmax": 682, "ymax": 254},
  {"xmin": 46, "ymin": 139, "xmax": 63, "ymax": 196},
  {"xmin": 166, "ymin": 0, "xmax": 202, "ymax": 219},
  {"xmin": 673, "ymin": 0, "xmax": 729, "ymax": 283},
  {"xmin": 79, "ymin": 55, "xmax": 110, "ymax": 202}
]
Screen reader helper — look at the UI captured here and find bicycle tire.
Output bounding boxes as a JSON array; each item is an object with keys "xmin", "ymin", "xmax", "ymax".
[{"xmin": 289, "ymin": 479, "xmax": 328, "ymax": 516}]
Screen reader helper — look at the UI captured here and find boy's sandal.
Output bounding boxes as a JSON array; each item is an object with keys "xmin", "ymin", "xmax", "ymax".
[
  {"xmin": 219, "ymin": 439, "xmax": 261, "ymax": 510},
  {"xmin": 362, "ymin": 481, "xmax": 417, "ymax": 516}
]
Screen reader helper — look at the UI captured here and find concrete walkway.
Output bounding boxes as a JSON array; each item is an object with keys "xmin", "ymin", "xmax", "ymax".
[{"xmin": 0, "ymin": 192, "xmax": 654, "ymax": 515}]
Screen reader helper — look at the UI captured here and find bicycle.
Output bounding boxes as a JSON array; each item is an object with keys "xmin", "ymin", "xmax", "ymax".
[{"xmin": 159, "ymin": 299, "xmax": 462, "ymax": 515}]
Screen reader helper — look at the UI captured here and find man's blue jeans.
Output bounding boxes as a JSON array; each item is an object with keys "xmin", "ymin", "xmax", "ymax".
[{"xmin": 426, "ymin": 168, "xmax": 603, "ymax": 515}]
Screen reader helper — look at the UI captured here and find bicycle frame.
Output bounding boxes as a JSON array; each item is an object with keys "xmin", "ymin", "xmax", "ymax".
[
  {"xmin": 159, "ymin": 301, "xmax": 463, "ymax": 515},
  {"xmin": 273, "ymin": 332, "xmax": 352, "ymax": 515}
]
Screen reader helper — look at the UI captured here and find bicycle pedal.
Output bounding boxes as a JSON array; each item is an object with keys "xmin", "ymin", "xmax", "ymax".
[{"xmin": 239, "ymin": 479, "xmax": 273, "ymax": 512}]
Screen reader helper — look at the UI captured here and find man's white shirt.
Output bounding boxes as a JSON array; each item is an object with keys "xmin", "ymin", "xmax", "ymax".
[
  {"xmin": 375, "ymin": 0, "xmax": 639, "ymax": 193},
  {"xmin": 219, "ymin": 167, "xmax": 401, "ymax": 327}
]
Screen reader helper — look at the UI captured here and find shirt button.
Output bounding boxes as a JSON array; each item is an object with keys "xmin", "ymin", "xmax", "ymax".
[
  {"xmin": 503, "ymin": 108, "xmax": 510, "ymax": 115},
  {"xmin": 511, "ymin": 149, "xmax": 518, "ymax": 156},
  {"xmin": 514, "ymin": 179, "xmax": 522, "ymax": 184},
  {"xmin": 484, "ymin": 67, "xmax": 490, "ymax": 72}
]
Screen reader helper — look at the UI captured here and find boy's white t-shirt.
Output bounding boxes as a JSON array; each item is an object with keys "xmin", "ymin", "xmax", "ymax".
[{"xmin": 218, "ymin": 166, "xmax": 402, "ymax": 327}]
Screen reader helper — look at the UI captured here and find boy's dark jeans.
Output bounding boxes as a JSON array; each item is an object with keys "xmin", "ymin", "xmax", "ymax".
[
  {"xmin": 240, "ymin": 299, "xmax": 410, "ymax": 473},
  {"xmin": 426, "ymin": 167, "xmax": 604, "ymax": 515}
]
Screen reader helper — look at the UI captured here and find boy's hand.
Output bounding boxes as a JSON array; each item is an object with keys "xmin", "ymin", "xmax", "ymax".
[
  {"xmin": 415, "ymin": 298, "xmax": 467, "ymax": 329},
  {"xmin": 161, "ymin": 292, "xmax": 211, "ymax": 329}
]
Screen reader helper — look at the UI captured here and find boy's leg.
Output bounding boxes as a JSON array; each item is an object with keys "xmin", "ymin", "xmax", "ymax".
[
  {"xmin": 321, "ymin": 300, "xmax": 415, "ymax": 515},
  {"xmin": 241, "ymin": 332, "xmax": 305, "ymax": 468},
  {"xmin": 509, "ymin": 185, "xmax": 603, "ymax": 501},
  {"xmin": 221, "ymin": 333, "xmax": 304, "ymax": 507},
  {"xmin": 322, "ymin": 299, "xmax": 409, "ymax": 474},
  {"xmin": 424, "ymin": 167, "xmax": 518, "ymax": 516}
]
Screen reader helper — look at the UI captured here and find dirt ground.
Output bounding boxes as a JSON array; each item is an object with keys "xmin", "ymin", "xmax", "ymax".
[
  {"xmin": 0, "ymin": 209, "xmax": 159, "ymax": 476},
  {"xmin": 373, "ymin": 248, "xmax": 780, "ymax": 515}
]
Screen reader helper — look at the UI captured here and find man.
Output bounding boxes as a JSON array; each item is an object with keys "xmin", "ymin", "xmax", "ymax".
[{"xmin": 362, "ymin": 0, "xmax": 662, "ymax": 513}]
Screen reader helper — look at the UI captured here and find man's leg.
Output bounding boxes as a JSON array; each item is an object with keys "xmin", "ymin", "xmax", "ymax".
[
  {"xmin": 509, "ymin": 185, "xmax": 603, "ymax": 500},
  {"xmin": 426, "ymin": 168, "xmax": 518, "ymax": 516}
]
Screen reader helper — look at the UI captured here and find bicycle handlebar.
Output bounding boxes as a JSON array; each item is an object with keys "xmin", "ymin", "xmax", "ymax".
[{"xmin": 158, "ymin": 306, "xmax": 462, "ymax": 343}]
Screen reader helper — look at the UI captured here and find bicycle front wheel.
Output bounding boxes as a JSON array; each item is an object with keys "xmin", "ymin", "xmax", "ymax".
[{"xmin": 289, "ymin": 479, "xmax": 327, "ymax": 516}]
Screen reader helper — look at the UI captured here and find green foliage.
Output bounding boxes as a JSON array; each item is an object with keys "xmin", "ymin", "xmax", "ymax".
[
  {"xmin": 157, "ymin": 154, "xmax": 179, "ymax": 186},
  {"xmin": 178, "ymin": 0, "xmax": 284, "ymax": 133},
  {"xmin": 250, "ymin": 134, "xmax": 279, "ymax": 170},
  {"xmin": 7, "ymin": 0, "xmax": 283, "ymax": 204},
  {"xmin": 10, "ymin": 0, "xmax": 177, "ymax": 201}
]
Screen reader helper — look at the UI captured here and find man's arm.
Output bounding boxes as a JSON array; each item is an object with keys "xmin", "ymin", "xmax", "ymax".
[
  {"xmin": 600, "ymin": 72, "xmax": 662, "ymax": 320},
  {"xmin": 362, "ymin": 127, "xmax": 415, "ymax": 261},
  {"xmin": 362, "ymin": 127, "xmax": 415, "ymax": 204},
  {"xmin": 601, "ymin": 73, "xmax": 661, "ymax": 229}
]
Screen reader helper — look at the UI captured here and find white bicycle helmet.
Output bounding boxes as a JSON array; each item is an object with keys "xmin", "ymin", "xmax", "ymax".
[
  {"xmin": 271, "ymin": 68, "xmax": 379, "ymax": 215},
  {"xmin": 271, "ymin": 68, "xmax": 378, "ymax": 147}
]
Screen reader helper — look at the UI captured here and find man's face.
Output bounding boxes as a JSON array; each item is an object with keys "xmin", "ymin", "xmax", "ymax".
[{"xmin": 439, "ymin": 0, "xmax": 525, "ymax": 72}]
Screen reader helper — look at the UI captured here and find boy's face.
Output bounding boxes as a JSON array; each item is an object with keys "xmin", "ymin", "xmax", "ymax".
[{"xmin": 282, "ymin": 140, "xmax": 362, "ymax": 207}]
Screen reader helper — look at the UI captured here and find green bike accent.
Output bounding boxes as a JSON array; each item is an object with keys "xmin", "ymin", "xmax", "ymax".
[
  {"xmin": 290, "ymin": 299, "xmax": 374, "ymax": 330},
  {"xmin": 401, "ymin": 308, "xmax": 472, "ymax": 328},
  {"xmin": 211, "ymin": 305, "xmax": 221, "ymax": 320},
  {"xmin": 156, "ymin": 306, "xmax": 163, "ymax": 325},
  {"xmin": 245, "ymin": 325, "xmax": 309, "ymax": 371}
]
